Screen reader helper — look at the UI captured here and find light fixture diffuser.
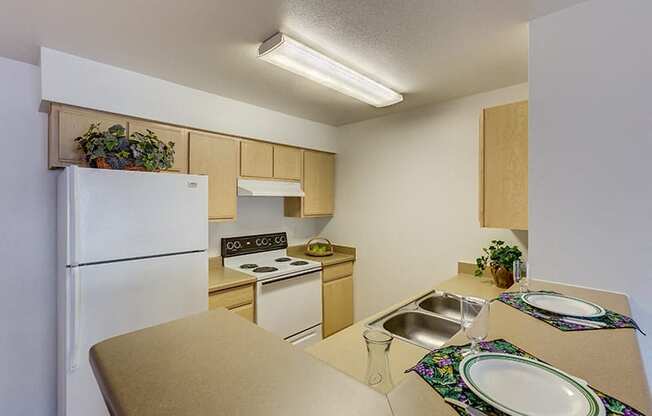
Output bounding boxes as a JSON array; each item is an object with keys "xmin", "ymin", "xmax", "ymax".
[{"xmin": 258, "ymin": 33, "xmax": 403, "ymax": 108}]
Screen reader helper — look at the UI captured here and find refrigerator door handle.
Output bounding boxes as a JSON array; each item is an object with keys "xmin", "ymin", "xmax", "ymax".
[{"xmin": 68, "ymin": 266, "xmax": 82, "ymax": 372}]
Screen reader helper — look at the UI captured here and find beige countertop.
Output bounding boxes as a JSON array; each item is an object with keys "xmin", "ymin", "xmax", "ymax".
[
  {"xmin": 287, "ymin": 244, "xmax": 356, "ymax": 266},
  {"xmin": 89, "ymin": 308, "xmax": 393, "ymax": 416},
  {"xmin": 89, "ymin": 270, "xmax": 651, "ymax": 416},
  {"xmin": 307, "ymin": 274, "xmax": 652, "ymax": 415},
  {"xmin": 208, "ymin": 257, "xmax": 256, "ymax": 292}
]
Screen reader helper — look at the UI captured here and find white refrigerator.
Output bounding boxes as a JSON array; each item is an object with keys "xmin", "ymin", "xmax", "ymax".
[{"xmin": 57, "ymin": 166, "xmax": 209, "ymax": 416}]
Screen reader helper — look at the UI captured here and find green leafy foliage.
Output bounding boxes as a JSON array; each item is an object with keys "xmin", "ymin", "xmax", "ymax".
[
  {"xmin": 475, "ymin": 240, "xmax": 522, "ymax": 277},
  {"xmin": 75, "ymin": 123, "xmax": 131, "ymax": 169},
  {"xmin": 129, "ymin": 129, "xmax": 175, "ymax": 171},
  {"xmin": 75, "ymin": 123, "xmax": 174, "ymax": 171},
  {"xmin": 308, "ymin": 243, "xmax": 330, "ymax": 254}
]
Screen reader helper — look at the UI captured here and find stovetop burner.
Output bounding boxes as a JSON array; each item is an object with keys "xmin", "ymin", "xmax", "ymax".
[
  {"xmin": 240, "ymin": 264, "xmax": 258, "ymax": 269},
  {"xmin": 290, "ymin": 261, "xmax": 308, "ymax": 266},
  {"xmin": 275, "ymin": 257, "xmax": 292, "ymax": 262},
  {"xmin": 253, "ymin": 266, "xmax": 279, "ymax": 273}
]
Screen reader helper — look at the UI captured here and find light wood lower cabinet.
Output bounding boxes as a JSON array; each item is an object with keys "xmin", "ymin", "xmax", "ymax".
[
  {"xmin": 285, "ymin": 150, "xmax": 335, "ymax": 217},
  {"xmin": 322, "ymin": 262, "xmax": 354, "ymax": 338},
  {"xmin": 208, "ymin": 283, "xmax": 255, "ymax": 323},
  {"xmin": 189, "ymin": 132, "xmax": 238, "ymax": 221},
  {"xmin": 128, "ymin": 121, "xmax": 188, "ymax": 173},
  {"xmin": 230, "ymin": 303, "xmax": 255, "ymax": 322},
  {"xmin": 479, "ymin": 100, "xmax": 528, "ymax": 230}
]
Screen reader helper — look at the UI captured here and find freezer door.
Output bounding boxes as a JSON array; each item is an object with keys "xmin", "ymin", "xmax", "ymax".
[
  {"xmin": 64, "ymin": 166, "xmax": 208, "ymax": 265},
  {"xmin": 58, "ymin": 251, "xmax": 207, "ymax": 416}
]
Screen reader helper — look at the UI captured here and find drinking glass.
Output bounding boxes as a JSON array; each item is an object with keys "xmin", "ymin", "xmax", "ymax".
[
  {"xmin": 513, "ymin": 260, "xmax": 530, "ymax": 293},
  {"xmin": 461, "ymin": 297, "xmax": 490, "ymax": 356},
  {"xmin": 363, "ymin": 329, "xmax": 394, "ymax": 394}
]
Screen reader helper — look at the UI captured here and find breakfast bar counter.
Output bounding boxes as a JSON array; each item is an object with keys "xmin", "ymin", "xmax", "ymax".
[
  {"xmin": 89, "ymin": 271, "xmax": 651, "ymax": 416},
  {"xmin": 89, "ymin": 308, "xmax": 392, "ymax": 416},
  {"xmin": 308, "ymin": 273, "xmax": 652, "ymax": 415}
]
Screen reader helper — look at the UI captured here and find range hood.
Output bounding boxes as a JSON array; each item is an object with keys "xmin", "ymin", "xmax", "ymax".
[{"xmin": 237, "ymin": 178, "xmax": 305, "ymax": 197}]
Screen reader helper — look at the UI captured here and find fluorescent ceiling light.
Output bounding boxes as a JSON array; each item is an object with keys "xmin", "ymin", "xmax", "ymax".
[{"xmin": 258, "ymin": 33, "xmax": 403, "ymax": 108}]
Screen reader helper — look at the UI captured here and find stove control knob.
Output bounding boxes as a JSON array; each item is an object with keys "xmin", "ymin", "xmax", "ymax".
[
  {"xmin": 226, "ymin": 242, "xmax": 234, "ymax": 250},
  {"xmin": 261, "ymin": 238, "xmax": 269, "ymax": 245},
  {"xmin": 280, "ymin": 236, "xmax": 287, "ymax": 243},
  {"xmin": 255, "ymin": 238, "xmax": 261, "ymax": 246},
  {"xmin": 274, "ymin": 236, "xmax": 281, "ymax": 244},
  {"xmin": 233, "ymin": 241, "xmax": 241, "ymax": 249}
]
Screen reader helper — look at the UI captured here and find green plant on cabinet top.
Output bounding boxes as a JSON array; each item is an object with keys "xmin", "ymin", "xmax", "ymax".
[{"xmin": 75, "ymin": 123, "xmax": 175, "ymax": 171}]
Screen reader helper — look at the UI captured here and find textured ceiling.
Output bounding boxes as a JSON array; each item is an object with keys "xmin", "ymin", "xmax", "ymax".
[{"xmin": 0, "ymin": 0, "xmax": 586, "ymax": 125}]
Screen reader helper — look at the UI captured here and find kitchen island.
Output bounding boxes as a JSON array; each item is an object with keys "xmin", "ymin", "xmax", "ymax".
[{"xmin": 89, "ymin": 270, "xmax": 651, "ymax": 415}]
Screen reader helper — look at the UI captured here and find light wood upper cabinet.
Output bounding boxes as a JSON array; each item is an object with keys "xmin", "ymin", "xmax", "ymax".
[
  {"xmin": 323, "ymin": 274, "xmax": 353, "ymax": 338},
  {"xmin": 303, "ymin": 150, "xmax": 335, "ymax": 216},
  {"xmin": 479, "ymin": 100, "xmax": 528, "ymax": 230},
  {"xmin": 189, "ymin": 131, "xmax": 238, "ymax": 221},
  {"xmin": 128, "ymin": 121, "xmax": 188, "ymax": 173},
  {"xmin": 240, "ymin": 140, "xmax": 273, "ymax": 178},
  {"xmin": 49, "ymin": 104, "xmax": 128, "ymax": 168},
  {"xmin": 273, "ymin": 145, "xmax": 301, "ymax": 180},
  {"xmin": 284, "ymin": 150, "xmax": 335, "ymax": 217}
]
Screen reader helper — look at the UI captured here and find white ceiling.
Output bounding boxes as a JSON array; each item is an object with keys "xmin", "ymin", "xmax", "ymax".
[{"xmin": 0, "ymin": 0, "xmax": 585, "ymax": 126}]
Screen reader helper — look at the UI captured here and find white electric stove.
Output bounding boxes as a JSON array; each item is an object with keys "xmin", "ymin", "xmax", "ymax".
[{"xmin": 222, "ymin": 233, "xmax": 323, "ymax": 348}]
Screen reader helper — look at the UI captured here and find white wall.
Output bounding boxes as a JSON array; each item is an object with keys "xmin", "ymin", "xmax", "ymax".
[
  {"xmin": 324, "ymin": 84, "xmax": 529, "ymax": 320},
  {"xmin": 0, "ymin": 57, "xmax": 57, "ymax": 415},
  {"xmin": 208, "ymin": 197, "xmax": 330, "ymax": 257},
  {"xmin": 529, "ymin": 0, "xmax": 652, "ymax": 378},
  {"xmin": 40, "ymin": 48, "xmax": 338, "ymax": 152}
]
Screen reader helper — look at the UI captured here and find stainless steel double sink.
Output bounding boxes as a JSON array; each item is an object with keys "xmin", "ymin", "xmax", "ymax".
[{"xmin": 366, "ymin": 291, "xmax": 473, "ymax": 350}]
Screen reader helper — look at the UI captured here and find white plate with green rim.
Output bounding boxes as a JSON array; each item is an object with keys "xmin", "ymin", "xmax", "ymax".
[
  {"xmin": 521, "ymin": 292, "xmax": 606, "ymax": 318},
  {"xmin": 459, "ymin": 353, "xmax": 605, "ymax": 416}
]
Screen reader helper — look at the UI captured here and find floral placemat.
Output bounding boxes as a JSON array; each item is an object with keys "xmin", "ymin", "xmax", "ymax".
[
  {"xmin": 498, "ymin": 291, "xmax": 644, "ymax": 333},
  {"xmin": 408, "ymin": 339, "xmax": 646, "ymax": 416}
]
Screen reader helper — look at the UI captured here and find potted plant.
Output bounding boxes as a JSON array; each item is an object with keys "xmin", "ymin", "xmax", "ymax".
[
  {"xmin": 75, "ymin": 123, "xmax": 174, "ymax": 171},
  {"xmin": 475, "ymin": 240, "xmax": 522, "ymax": 289},
  {"xmin": 129, "ymin": 129, "xmax": 175, "ymax": 171}
]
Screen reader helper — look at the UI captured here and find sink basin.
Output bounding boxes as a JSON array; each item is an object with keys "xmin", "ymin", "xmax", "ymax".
[
  {"xmin": 418, "ymin": 294, "xmax": 465, "ymax": 321},
  {"xmin": 378, "ymin": 311, "xmax": 461, "ymax": 350}
]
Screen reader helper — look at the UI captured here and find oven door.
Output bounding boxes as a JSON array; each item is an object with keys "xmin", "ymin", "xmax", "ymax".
[
  {"xmin": 286, "ymin": 324, "xmax": 322, "ymax": 349},
  {"xmin": 256, "ymin": 270, "xmax": 322, "ymax": 340}
]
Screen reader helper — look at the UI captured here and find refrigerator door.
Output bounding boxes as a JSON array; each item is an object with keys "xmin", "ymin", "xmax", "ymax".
[
  {"xmin": 64, "ymin": 166, "xmax": 208, "ymax": 266},
  {"xmin": 59, "ymin": 251, "xmax": 207, "ymax": 416}
]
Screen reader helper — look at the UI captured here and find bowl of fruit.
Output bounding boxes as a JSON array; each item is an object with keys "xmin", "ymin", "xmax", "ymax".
[{"xmin": 305, "ymin": 238, "xmax": 334, "ymax": 257}]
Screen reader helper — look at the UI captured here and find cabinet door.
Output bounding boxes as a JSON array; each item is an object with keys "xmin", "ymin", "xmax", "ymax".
[
  {"xmin": 128, "ymin": 121, "xmax": 188, "ymax": 173},
  {"xmin": 230, "ymin": 303, "xmax": 255, "ymax": 322},
  {"xmin": 189, "ymin": 132, "xmax": 238, "ymax": 220},
  {"xmin": 303, "ymin": 150, "xmax": 335, "ymax": 216},
  {"xmin": 273, "ymin": 145, "xmax": 301, "ymax": 180},
  {"xmin": 480, "ymin": 101, "xmax": 528, "ymax": 230},
  {"xmin": 49, "ymin": 104, "xmax": 127, "ymax": 168},
  {"xmin": 323, "ymin": 275, "xmax": 353, "ymax": 338},
  {"xmin": 240, "ymin": 140, "xmax": 273, "ymax": 178}
]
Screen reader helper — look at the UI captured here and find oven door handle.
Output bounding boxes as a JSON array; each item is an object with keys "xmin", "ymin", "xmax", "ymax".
[{"xmin": 260, "ymin": 269, "xmax": 321, "ymax": 285}]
